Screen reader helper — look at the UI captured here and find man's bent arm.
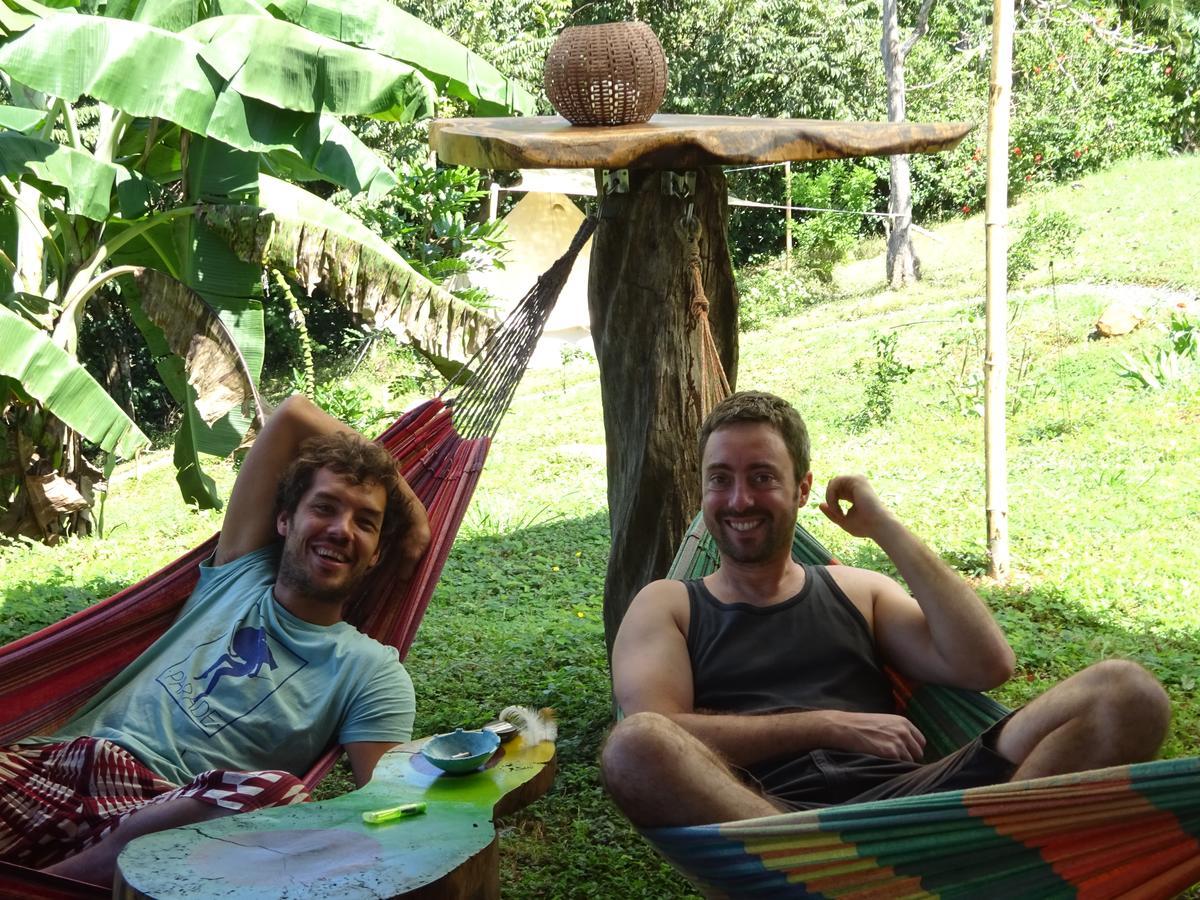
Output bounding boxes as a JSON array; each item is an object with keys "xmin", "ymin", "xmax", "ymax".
[
  {"xmin": 822, "ymin": 475, "xmax": 1014, "ymax": 691},
  {"xmin": 612, "ymin": 581, "xmax": 926, "ymax": 768},
  {"xmin": 667, "ymin": 709, "xmax": 926, "ymax": 767},
  {"xmin": 345, "ymin": 741, "xmax": 400, "ymax": 788},
  {"xmin": 214, "ymin": 395, "xmax": 429, "ymax": 571}
]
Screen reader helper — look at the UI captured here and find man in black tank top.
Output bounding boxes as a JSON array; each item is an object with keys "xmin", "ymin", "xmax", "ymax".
[{"xmin": 602, "ymin": 391, "xmax": 1170, "ymax": 827}]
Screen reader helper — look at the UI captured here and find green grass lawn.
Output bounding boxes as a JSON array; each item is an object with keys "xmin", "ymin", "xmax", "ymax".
[{"xmin": 2, "ymin": 154, "xmax": 1198, "ymax": 898}]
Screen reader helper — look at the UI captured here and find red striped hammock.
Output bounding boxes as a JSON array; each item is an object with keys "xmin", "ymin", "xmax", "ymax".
[
  {"xmin": 0, "ymin": 218, "xmax": 599, "ymax": 898},
  {"xmin": 0, "ymin": 398, "xmax": 486, "ymax": 899},
  {"xmin": 649, "ymin": 515, "xmax": 1200, "ymax": 898}
]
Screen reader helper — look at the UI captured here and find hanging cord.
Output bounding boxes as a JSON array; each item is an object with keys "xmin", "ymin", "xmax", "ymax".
[
  {"xmin": 440, "ymin": 213, "xmax": 599, "ymax": 439},
  {"xmin": 676, "ymin": 206, "xmax": 731, "ymax": 421}
]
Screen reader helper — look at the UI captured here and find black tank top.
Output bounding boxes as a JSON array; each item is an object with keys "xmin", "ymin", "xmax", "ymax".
[{"xmin": 685, "ymin": 565, "xmax": 895, "ymax": 714}]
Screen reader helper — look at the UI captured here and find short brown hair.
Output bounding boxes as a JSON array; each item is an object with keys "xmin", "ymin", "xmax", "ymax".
[
  {"xmin": 698, "ymin": 391, "xmax": 811, "ymax": 483},
  {"xmin": 275, "ymin": 432, "xmax": 412, "ymax": 546}
]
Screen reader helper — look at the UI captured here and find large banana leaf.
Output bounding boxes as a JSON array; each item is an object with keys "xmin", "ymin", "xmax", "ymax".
[
  {"xmin": 0, "ymin": 105, "xmax": 46, "ymax": 131},
  {"xmin": 265, "ymin": 0, "xmax": 536, "ymax": 116},
  {"xmin": 131, "ymin": 267, "xmax": 263, "ymax": 429},
  {"xmin": 122, "ymin": 266, "xmax": 264, "ymax": 508},
  {"xmin": 0, "ymin": 16, "xmax": 223, "ymax": 133},
  {"xmin": 205, "ymin": 95, "xmax": 396, "ymax": 198},
  {"xmin": 201, "ymin": 174, "xmax": 499, "ymax": 371},
  {"xmin": 0, "ymin": 129, "xmax": 118, "ymax": 219},
  {"xmin": 98, "ymin": 0, "xmax": 532, "ymax": 118},
  {"xmin": 104, "ymin": 95, "xmax": 391, "ymax": 198},
  {"xmin": 0, "ymin": 303, "xmax": 149, "ymax": 457},
  {"xmin": 107, "ymin": 0, "xmax": 269, "ymax": 30},
  {"xmin": 176, "ymin": 136, "xmax": 264, "ymax": 452},
  {"xmin": 0, "ymin": 13, "xmax": 436, "ymax": 148},
  {"xmin": 0, "ymin": 0, "xmax": 51, "ymax": 38},
  {"xmin": 263, "ymin": 114, "xmax": 396, "ymax": 200},
  {"xmin": 183, "ymin": 15, "xmax": 435, "ymax": 121}
]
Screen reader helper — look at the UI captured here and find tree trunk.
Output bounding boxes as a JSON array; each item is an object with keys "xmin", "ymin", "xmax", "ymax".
[
  {"xmin": 589, "ymin": 167, "xmax": 739, "ymax": 657},
  {"xmin": 0, "ymin": 405, "xmax": 94, "ymax": 543},
  {"xmin": 882, "ymin": 0, "xmax": 921, "ymax": 289}
]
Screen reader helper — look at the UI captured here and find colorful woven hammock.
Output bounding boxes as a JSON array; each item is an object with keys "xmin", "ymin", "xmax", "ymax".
[
  {"xmin": 648, "ymin": 514, "xmax": 1200, "ymax": 899},
  {"xmin": 0, "ymin": 218, "xmax": 598, "ymax": 898}
]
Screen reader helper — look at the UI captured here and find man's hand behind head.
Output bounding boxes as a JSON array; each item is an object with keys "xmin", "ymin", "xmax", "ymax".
[{"xmin": 392, "ymin": 491, "xmax": 430, "ymax": 582}]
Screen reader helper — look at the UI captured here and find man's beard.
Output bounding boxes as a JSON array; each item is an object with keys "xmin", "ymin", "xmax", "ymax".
[
  {"xmin": 277, "ymin": 537, "xmax": 370, "ymax": 606},
  {"xmin": 708, "ymin": 508, "xmax": 796, "ymax": 565}
]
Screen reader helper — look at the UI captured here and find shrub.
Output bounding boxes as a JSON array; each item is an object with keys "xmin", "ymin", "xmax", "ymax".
[
  {"xmin": 1008, "ymin": 207, "xmax": 1081, "ymax": 287},
  {"xmin": 342, "ymin": 161, "xmax": 507, "ymax": 309},
  {"xmin": 312, "ymin": 381, "xmax": 395, "ymax": 435},
  {"xmin": 735, "ymin": 264, "xmax": 830, "ymax": 332},
  {"xmin": 847, "ymin": 331, "xmax": 915, "ymax": 431},
  {"xmin": 1118, "ymin": 310, "xmax": 1200, "ymax": 389},
  {"xmin": 787, "ymin": 161, "xmax": 877, "ymax": 283}
]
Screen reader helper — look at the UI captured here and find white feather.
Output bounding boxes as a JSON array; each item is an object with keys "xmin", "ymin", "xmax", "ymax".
[{"xmin": 498, "ymin": 705, "xmax": 558, "ymax": 744}]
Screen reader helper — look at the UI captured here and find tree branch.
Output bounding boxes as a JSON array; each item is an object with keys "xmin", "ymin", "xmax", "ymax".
[
  {"xmin": 900, "ymin": 0, "xmax": 939, "ymax": 59},
  {"xmin": 1031, "ymin": 0, "xmax": 1165, "ymax": 54},
  {"xmin": 910, "ymin": 41, "xmax": 988, "ymax": 91}
]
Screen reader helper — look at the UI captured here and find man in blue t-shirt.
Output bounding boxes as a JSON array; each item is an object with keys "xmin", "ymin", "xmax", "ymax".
[{"xmin": 1, "ymin": 395, "xmax": 430, "ymax": 885}]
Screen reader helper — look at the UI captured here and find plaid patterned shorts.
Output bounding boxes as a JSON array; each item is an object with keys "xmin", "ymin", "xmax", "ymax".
[{"xmin": 0, "ymin": 736, "xmax": 309, "ymax": 868}]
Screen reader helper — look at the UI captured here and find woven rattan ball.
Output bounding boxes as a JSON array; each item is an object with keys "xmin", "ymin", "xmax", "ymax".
[{"xmin": 544, "ymin": 22, "xmax": 668, "ymax": 126}]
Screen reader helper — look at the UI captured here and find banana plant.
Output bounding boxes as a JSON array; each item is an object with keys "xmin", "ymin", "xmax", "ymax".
[{"xmin": 0, "ymin": 0, "xmax": 533, "ymax": 541}]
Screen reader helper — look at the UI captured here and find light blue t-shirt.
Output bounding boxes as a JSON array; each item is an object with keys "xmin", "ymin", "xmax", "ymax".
[{"xmin": 55, "ymin": 546, "xmax": 415, "ymax": 785}]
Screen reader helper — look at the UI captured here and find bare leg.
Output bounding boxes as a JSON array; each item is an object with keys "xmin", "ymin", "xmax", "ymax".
[
  {"xmin": 43, "ymin": 797, "xmax": 235, "ymax": 887},
  {"xmin": 601, "ymin": 712, "xmax": 784, "ymax": 827},
  {"xmin": 995, "ymin": 660, "xmax": 1171, "ymax": 781}
]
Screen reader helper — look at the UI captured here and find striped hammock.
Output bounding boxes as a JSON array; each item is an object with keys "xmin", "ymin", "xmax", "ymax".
[
  {"xmin": 648, "ymin": 514, "xmax": 1200, "ymax": 899},
  {"xmin": 0, "ymin": 218, "xmax": 598, "ymax": 899}
]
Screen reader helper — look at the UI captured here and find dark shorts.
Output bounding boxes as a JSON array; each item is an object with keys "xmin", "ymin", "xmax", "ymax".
[{"xmin": 745, "ymin": 714, "xmax": 1017, "ymax": 811}]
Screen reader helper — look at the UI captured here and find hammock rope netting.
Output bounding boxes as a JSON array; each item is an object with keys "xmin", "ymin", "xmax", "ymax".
[
  {"xmin": 0, "ymin": 216, "xmax": 599, "ymax": 899},
  {"xmin": 652, "ymin": 516, "xmax": 1200, "ymax": 899}
]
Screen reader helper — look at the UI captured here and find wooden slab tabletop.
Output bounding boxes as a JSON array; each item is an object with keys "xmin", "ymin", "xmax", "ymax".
[
  {"xmin": 115, "ymin": 735, "xmax": 556, "ymax": 899},
  {"xmin": 430, "ymin": 114, "xmax": 974, "ymax": 170}
]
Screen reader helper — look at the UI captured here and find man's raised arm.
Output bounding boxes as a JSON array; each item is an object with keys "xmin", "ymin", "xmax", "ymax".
[
  {"xmin": 820, "ymin": 474, "xmax": 1015, "ymax": 691},
  {"xmin": 213, "ymin": 396, "xmax": 429, "ymax": 570},
  {"xmin": 612, "ymin": 581, "xmax": 927, "ymax": 766}
]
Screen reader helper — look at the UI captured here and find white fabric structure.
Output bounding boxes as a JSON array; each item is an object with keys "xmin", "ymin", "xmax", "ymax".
[{"xmin": 471, "ymin": 188, "xmax": 594, "ymax": 368}]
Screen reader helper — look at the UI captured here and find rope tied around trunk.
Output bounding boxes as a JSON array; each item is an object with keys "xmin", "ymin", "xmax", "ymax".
[{"xmin": 677, "ymin": 213, "xmax": 731, "ymax": 420}]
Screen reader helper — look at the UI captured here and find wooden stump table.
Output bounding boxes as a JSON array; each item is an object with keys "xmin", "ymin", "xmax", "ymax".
[
  {"xmin": 115, "ymin": 734, "xmax": 556, "ymax": 899},
  {"xmin": 430, "ymin": 113, "xmax": 972, "ymax": 655}
]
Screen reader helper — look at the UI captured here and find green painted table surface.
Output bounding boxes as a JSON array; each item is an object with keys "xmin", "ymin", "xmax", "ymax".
[{"xmin": 114, "ymin": 734, "xmax": 556, "ymax": 899}]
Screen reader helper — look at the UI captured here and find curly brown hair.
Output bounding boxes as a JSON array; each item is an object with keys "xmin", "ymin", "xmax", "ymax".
[
  {"xmin": 274, "ymin": 432, "xmax": 412, "ymax": 546},
  {"xmin": 697, "ymin": 391, "xmax": 811, "ymax": 484}
]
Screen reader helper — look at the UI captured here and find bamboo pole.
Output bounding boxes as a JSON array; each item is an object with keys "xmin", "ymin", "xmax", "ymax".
[
  {"xmin": 488, "ymin": 180, "xmax": 500, "ymax": 222},
  {"xmin": 984, "ymin": 0, "xmax": 1014, "ymax": 580},
  {"xmin": 784, "ymin": 161, "xmax": 792, "ymax": 270}
]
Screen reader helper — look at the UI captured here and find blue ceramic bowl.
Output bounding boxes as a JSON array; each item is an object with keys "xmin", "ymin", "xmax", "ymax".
[{"xmin": 421, "ymin": 727, "xmax": 501, "ymax": 774}]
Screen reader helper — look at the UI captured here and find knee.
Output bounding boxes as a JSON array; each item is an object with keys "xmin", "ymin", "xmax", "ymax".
[
  {"xmin": 600, "ymin": 712, "xmax": 682, "ymax": 800},
  {"xmin": 1083, "ymin": 660, "xmax": 1171, "ymax": 738},
  {"xmin": 601, "ymin": 712, "xmax": 675, "ymax": 778}
]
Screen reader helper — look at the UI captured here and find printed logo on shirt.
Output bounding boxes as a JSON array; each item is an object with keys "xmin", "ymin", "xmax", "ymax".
[{"xmin": 155, "ymin": 626, "xmax": 308, "ymax": 737}]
